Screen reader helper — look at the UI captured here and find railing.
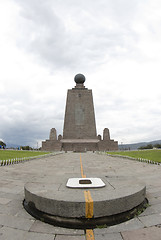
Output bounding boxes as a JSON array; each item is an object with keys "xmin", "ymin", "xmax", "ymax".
[
  {"xmin": 97, "ymin": 151, "xmax": 161, "ymax": 165},
  {"xmin": 107, "ymin": 153, "xmax": 161, "ymax": 165},
  {"xmin": 0, "ymin": 152, "xmax": 63, "ymax": 167}
]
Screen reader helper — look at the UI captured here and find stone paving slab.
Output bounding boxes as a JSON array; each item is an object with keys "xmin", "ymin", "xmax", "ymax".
[
  {"xmin": 0, "ymin": 186, "xmax": 22, "ymax": 194},
  {"xmin": 139, "ymin": 213, "xmax": 161, "ymax": 227},
  {"xmin": 0, "ymin": 227, "xmax": 55, "ymax": 240},
  {"xmin": 0, "ymin": 202, "xmax": 25, "ymax": 216},
  {"xmin": 121, "ymin": 226, "xmax": 161, "ymax": 240},
  {"xmin": 30, "ymin": 220, "xmax": 84, "ymax": 235},
  {"xmin": 147, "ymin": 186, "xmax": 161, "ymax": 194},
  {"xmin": 0, "ymin": 197, "xmax": 11, "ymax": 204},
  {"xmin": 55, "ymin": 235, "xmax": 86, "ymax": 240},
  {"xmin": 139, "ymin": 202, "xmax": 161, "ymax": 216},
  {"xmin": 0, "ymin": 152, "xmax": 161, "ymax": 239},
  {"xmin": 94, "ymin": 218, "xmax": 144, "ymax": 235},
  {"xmin": 0, "ymin": 192, "xmax": 24, "ymax": 200},
  {"xmin": 0, "ymin": 198, "xmax": 25, "ymax": 216},
  {"xmin": 149, "ymin": 196, "xmax": 161, "ymax": 205},
  {"xmin": 147, "ymin": 190, "xmax": 161, "ymax": 200},
  {"xmin": 0, "ymin": 213, "xmax": 34, "ymax": 231},
  {"xmin": 94, "ymin": 233, "xmax": 123, "ymax": 240}
]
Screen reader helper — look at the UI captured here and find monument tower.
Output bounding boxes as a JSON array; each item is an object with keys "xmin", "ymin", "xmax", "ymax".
[
  {"xmin": 63, "ymin": 74, "xmax": 97, "ymax": 140},
  {"xmin": 42, "ymin": 74, "xmax": 118, "ymax": 151}
]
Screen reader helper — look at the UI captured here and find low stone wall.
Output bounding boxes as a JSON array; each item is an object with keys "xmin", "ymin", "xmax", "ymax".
[
  {"xmin": 98, "ymin": 140, "xmax": 118, "ymax": 151},
  {"xmin": 42, "ymin": 139, "xmax": 118, "ymax": 152},
  {"xmin": 42, "ymin": 140, "xmax": 62, "ymax": 151}
]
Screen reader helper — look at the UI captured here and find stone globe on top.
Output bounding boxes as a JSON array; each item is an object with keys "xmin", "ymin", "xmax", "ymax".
[{"xmin": 74, "ymin": 73, "xmax": 86, "ymax": 84}]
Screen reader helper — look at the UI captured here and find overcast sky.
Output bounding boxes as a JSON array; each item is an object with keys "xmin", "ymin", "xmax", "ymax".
[{"xmin": 1, "ymin": 0, "xmax": 161, "ymax": 147}]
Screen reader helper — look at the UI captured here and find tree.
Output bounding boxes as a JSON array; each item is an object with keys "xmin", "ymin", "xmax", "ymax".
[
  {"xmin": 138, "ymin": 144, "xmax": 153, "ymax": 150},
  {"xmin": 0, "ymin": 141, "xmax": 6, "ymax": 149},
  {"xmin": 153, "ymin": 144, "xmax": 161, "ymax": 149},
  {"xmin": 20, "ymin": 146, "xmax": 33, "ymax": 150}
]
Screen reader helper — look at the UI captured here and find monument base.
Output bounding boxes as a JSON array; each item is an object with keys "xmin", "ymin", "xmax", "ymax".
[
  {"xmin": 23, "ymin": 198, "xmax": 148, "ymax": 229},
  {"xmin": 24, "ymin": 176, "xmax": 147, "ymax": 229},
  {"xmin": 42, "ymin": 138, "xmax": 118, "ymax": 152}
]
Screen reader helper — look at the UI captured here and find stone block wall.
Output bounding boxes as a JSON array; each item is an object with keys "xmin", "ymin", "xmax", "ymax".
[
  {"xmin": 42, "ymin": 140, "xmax": 62, "ymax": 151},
  {"xmin": 62, "ymin": 142, "xmax": 98, "ymax": 152},
  {"xmin": 98, "ymin": 140, "xmax": 118, "ymax": 151}
]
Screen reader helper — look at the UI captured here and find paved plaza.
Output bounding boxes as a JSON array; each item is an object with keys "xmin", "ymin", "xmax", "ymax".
[{"xmin": 0, "ymin": 152, "xmax": 161, "ymax": 239}]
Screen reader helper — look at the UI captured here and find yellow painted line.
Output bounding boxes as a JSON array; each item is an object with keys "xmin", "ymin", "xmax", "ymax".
[
  {"xmin": 80, "ymin": 154, "xmax": 86, "ymax": 178},
  {"xmin": 79, "ymin": 154, "xmax": 95, "ymax": 240},
  {"xmin": 84, "ymin": 190, "xmax": 94, "ymax": 218},
  {"xmin": 86, "ymin": 229, "xmax": 95, "ymax": 240}
]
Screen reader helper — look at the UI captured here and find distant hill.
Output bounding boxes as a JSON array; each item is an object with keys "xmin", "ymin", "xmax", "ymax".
[
  {"xmin": 6, "ymin": 143, "xmax": 21, "ymax": 149},
  {"xmin": 119, "ymin": 140, "xmax": 161, "ymax": 150}
]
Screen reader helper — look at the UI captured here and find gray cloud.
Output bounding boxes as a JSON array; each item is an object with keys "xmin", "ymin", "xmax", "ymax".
[
  {"xmin": 1, "ymin": 0, "xmax": 161, "ymax": 147},
  {"xmin": 0, "ymin": 84, "xmax": 64, "ymax": 146},
  {"xmin": 13, "ymin": 0, "xmax": 141, "ymax": 71}
]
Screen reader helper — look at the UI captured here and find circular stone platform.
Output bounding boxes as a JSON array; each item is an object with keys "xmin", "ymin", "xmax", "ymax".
[{"xmin": 24, "ymin": 175, "xmax": 147, "ymax": 229}]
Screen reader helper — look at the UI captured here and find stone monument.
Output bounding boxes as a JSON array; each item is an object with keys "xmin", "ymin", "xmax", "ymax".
[
  {"xmin": 25, "ymin": 78, "xmax": 147, "ymax": 228},
  {"xmin": 42, "ymin": 74, "xmax": 118, "ymax": 151}
]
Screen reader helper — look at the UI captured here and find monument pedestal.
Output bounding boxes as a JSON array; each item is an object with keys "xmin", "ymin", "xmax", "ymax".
[
  {"xmin": 24, "ymin": 175, "xmax": 147, "ymax": 229},
  {"xmin": 60, "ymin": 139, "xmax": 99, "ymax": 152}
]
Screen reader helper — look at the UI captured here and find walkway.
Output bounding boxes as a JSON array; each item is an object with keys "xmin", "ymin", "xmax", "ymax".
[{"xmin": 0, "ymin": 152, "xmax": 161, "ymax": 239}]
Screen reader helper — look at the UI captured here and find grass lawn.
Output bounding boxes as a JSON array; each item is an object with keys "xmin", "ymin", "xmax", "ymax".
[
  {"xmin": 107, "ymin": 150, "xmax": 161, "ymax": 163},
  {"xmin": 0, "ymin": 150, "xmax": 51, "ymax": 160}
]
